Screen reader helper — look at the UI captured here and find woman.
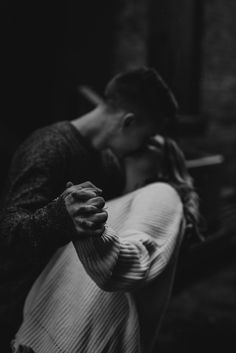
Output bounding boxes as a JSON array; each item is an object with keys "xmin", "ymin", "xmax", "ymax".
[{"xmin": 13, "ymin": 138, "xmax": 199, "ymax": 353}]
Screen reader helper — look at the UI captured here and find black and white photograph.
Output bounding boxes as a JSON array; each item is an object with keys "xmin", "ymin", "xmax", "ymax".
[{"xmin": 0, "ymin": 1, "xmax": 236, "ymax": 352}]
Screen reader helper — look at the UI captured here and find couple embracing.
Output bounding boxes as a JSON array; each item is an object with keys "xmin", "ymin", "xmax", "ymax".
[{"xmin": 0, "ymin": 67, "xmax": 198, "ymax": 353}]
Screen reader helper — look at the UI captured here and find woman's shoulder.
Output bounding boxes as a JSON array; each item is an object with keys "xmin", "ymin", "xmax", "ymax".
[
  {"xmin": 107, "ymin": 182, "xmax": 181, "ymax": 210},
  {"xmin": 133, "ymin": 182, "xmax": 182, "ymax": 210},
  {"xmin": 136, "ymin": 182, "xmax": 179, "ymax": 198}
]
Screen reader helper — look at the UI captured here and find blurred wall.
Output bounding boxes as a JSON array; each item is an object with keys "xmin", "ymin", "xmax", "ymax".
[
  {"xmin": 112, "ymin": 0, "xmax": 149, "ymax": 73},
  {"xmin": 0, "ymin": 1, "xmax": 116, "ymax": 185},
  {"xmin": 199, "ymin": 0, "xmax": 236, "ymax": 189},
  {"xmin": 1, "ymin": 0, "xmax": 236, "ymax": 190},
  {"xmin": 148, "ymin": 0, "xmax": 202, "ymax": 114},
  {"xmin": 0, "ymin": 1, "xmax": 116, "ymax": 138}
]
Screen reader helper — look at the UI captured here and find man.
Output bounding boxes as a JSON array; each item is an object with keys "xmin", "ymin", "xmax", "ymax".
[{"xmin": 0, "ymin": 67, "xmax": 178, "ymax": 349}]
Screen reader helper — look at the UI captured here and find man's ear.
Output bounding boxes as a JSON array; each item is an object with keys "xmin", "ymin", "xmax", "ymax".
[{"xmin": 123, "ymin": 113, "xmax": 135, "ymax": 129}]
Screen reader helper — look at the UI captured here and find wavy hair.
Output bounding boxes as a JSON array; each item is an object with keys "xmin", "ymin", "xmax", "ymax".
[{"xmin": 153, "ymin": 138, "xmax": 202, "ymax": 243}]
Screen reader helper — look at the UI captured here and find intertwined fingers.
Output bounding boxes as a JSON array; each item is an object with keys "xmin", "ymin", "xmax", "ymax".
[
  {"xmin": 77, "ymin": 210, "xmax": 108, "ymax": 229},
  {"xmin": 62, "ymin": 181, "xmax": 102, "ymax": 199},
  {"xmin": 87, "ymin": 196, "xmax": 106, "ymax": 209},
  {"xmin": 62, "ymin": 181, "xmax": 107, "ymax": 238}
]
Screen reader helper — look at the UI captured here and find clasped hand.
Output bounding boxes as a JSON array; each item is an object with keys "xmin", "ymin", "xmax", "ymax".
[{"xmin": 62, "ymin": 181, "xmax": 108, "ymax": 238}]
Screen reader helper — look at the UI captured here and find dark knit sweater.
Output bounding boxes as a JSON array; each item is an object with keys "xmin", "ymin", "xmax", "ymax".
[{"xmin": 0, "ymin": 121, "xmax": 124, "ymax": 334}]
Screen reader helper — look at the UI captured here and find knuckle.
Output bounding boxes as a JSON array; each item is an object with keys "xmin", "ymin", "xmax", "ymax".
[
  {"xmin": 79, "ymin": 206, "xmax": 87, "ymax": 213},
  {"xmin": 99, "ymin": 212, "xmax": 107, "ymax": 221},
  {"xmin": 71, "ymin": 189, "xmax": 79, "ymax": 198},
  {"xmin": 97, "ymin": 196, "xmax": 105, "ymax": 202},
  {"xmin": 86, "ymin": 205, "xmax": 97, "ymax": 213},
  {"xmin": 90, "ymin": 197, "xmax": 105, "ymax": 206},
  {"xmin": 81, "ymin": 189, "xmax": 96, "ymax": 197},
  {"xmin": 80, "ymin": 219, "xmax": 87, "ymax": 227},
  {"xmin": 86, "ymin": 221, "xmax": 94, "ymax": 229},
  {"xmin": 64, "ymin": 197, "xmax": 73, "ymax": 210},
  {"xmin": 84, "ymin": 188, "xmax": 97, "ymax": 196},
  {"xmin": 103, "ymin": 214, "xmax": 108, "ymax": 222},
  {"xmin": 83, "ymin": 181, "xmax": 93, "ymax": 188},
  {"xmin": 78, "ymin": 218, "xmax": 92, "ymax": 228}
]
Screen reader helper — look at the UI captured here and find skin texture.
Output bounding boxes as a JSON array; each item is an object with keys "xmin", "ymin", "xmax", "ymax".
[{"xmin": 62, "ymin": 181, "xmax": 108, "ymax": 238}]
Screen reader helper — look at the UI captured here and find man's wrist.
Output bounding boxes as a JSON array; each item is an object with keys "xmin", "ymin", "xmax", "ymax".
[{"xmin": 51, "ymin": 195, "xmax": 78, "ymax": 245}]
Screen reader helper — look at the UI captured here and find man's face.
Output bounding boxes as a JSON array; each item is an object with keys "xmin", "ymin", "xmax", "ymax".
[{"xmin": 109, "ymin": 121, "xmax": 157, "ymax": 158}]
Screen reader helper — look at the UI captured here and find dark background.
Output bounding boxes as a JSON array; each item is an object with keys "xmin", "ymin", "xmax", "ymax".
[
  {"xmin": 1, "ymin": 0, "xmax": 236, "ymax": 187},
  {"xmin": 1, "ymin": 1, "xmax": 236, "ymax": 352}
]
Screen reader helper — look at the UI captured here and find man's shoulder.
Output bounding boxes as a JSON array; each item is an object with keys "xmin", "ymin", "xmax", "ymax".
[
  {"xmin": 11, "ymin": 121, "xmax": 72, "ymax": 167},
  {"xmin": 19, "ymin": 121, "xmax": 74, "ymax": 152},
  {"xmin": 30, "ymin": 121, "xmax": 70, "ymax": 141}
]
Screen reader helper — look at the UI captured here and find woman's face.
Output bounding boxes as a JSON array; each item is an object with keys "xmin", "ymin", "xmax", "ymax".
[{"xmin": 124, "ymin": 139, "xmax": 163, "ymax": 193}]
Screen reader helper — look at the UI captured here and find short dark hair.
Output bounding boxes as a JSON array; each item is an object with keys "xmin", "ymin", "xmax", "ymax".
[{"xmin": 104, "ymin": 67, "xmax": 178, "ymax": 132}]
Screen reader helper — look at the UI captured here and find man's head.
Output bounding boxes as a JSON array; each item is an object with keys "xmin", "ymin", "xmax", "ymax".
[{"xmin": 103, "ymin": 67, "xmax": 178, "ymax": 157}]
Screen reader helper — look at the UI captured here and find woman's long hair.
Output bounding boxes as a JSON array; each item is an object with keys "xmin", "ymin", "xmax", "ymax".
[{"xmin": 155, "ymin": 138, "xmax": 202, "ymax": 243}]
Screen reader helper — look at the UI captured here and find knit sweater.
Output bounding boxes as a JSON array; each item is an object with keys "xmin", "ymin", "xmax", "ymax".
[
  {"xmin": 0, "ymin": 121, "xmax": 123, "ymax": 333},
  {"xmin": 13, "ymin": 182, "xmax": 183, "ymax": 353}
]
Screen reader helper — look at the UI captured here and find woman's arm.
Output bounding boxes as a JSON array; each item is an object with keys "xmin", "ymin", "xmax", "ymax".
[{"xmin": 74, "ymin": 183, "xmax": 183, "ymax": 291}]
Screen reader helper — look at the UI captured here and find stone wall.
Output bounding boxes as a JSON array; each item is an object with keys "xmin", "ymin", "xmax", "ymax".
[{"xmin": 113, "ymin": 0, "xmax": 236, "ymax": 190}]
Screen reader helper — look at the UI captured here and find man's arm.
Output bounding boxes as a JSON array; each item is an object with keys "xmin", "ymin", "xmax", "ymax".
[{"xmin": 0, "ymin": 128, "xmax": 102, "ymax": 263}]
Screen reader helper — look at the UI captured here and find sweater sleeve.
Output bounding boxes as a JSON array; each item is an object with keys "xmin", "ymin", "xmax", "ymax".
[
  {"xmin": 74, "ymin": 183, "xmax": 184, "ymax": 291},
  {"xmin": 0, "ymin": 127, "xmax": 76, "ymax": 264}
]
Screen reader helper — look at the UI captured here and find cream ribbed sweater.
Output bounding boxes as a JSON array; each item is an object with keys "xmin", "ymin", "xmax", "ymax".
[{"xmin": 13, "ymin": 182, "xmax": 183, "ymax": 353}]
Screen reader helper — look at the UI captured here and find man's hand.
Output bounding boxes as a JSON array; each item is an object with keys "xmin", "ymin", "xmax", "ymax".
[
  {"xmin": 62, "ymin": 181, "xmax": 103, "ymax": 199},
  {"xmin": 62, "ymin": 181, "xmax": 108, "ymax": 238}
]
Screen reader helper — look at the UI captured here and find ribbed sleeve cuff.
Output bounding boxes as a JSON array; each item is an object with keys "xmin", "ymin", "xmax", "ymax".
[{"xmin": 73, "ymin": 227, "xmax": 120, "ymax": 289}]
